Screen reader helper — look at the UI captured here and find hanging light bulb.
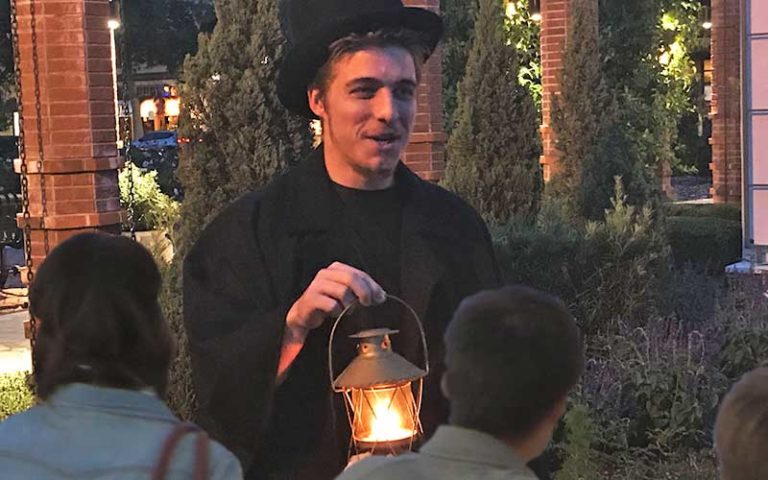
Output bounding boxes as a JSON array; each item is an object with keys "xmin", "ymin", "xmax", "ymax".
[
  {"xmin": 701, "ymin": 6, "xmax": 712, "ymax": 30},
  {"xmin": 529, "ymin": 0, "xmax": 542, "ymax": 22}
]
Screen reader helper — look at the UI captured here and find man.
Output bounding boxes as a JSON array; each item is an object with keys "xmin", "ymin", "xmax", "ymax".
[
  {"xmin": 337, "ymin": 285, "xmax": 585, "ymax": 480},
  {"xmin": 183, "ymin": 1, "xmax": 499, "ymax": 479},
  {"xmin": 714, "ymin": 367, "xmax": 768, "ymax": 480}
]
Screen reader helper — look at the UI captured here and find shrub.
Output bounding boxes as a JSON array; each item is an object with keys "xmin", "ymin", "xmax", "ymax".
[
  {"xmin": 716, "ymin": 275, "xmax": 768, "ymax": 381},
  {"xmin": 0, "ymin": 372, "xmax": 34, "ymax": 421},
  {"xmin": 555, "ymin": 403, "xmax": 600, "ymax": 480},
  {"xmin": 442, "ymin": 0, "xmax": 542, "ymax": 224},
  {"xmin": 119, "ymin": 165, "xmax": 179, "ymax": 232},
  {"xmin": 666, "ymin": 216, "xmax": 741, "ymax": 271},
  {"xmin": 495, "ymin": 179, "xmax": 668, "ymax": 335},
  {"xmin": 665, "ymin": 202, "xmax": 740, "ymax": 222}
]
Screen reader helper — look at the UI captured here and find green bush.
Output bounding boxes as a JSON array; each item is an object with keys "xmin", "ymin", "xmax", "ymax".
[
  {"xmin": 495, "ymin": 179, "xmax": 668, "ymax": 335},
  {"xmin": 717, "ymin": 275, "xmax": 768, "ymax": 381},
  {"xmin": 0, "ymin": 372, "xmax": 34, "ymax": 421},
  {"xmin": 555, "ymin": 403, "xmax": 600, "ymax": 480},
  {"xmin": 665, "ymin": 202, "xmax": 741, "ymax": 222},
  {"xmin": 442, "ymin": 0, "xmax": 543, "ymax": 224},
  {"xmin": 666, "ymin": 216, "xmax": 741, "ymax": 270},
  {"xmin": 119, "ymin": 165, "xmax": 179, "ymax": 232}
]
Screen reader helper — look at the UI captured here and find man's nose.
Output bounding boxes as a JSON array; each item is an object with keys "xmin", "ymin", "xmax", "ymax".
[{"xmin": 372, "ymin": 89, "xmax": 398, "ymax": 123}]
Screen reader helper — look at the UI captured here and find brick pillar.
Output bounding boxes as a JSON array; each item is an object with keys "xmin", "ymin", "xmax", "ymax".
[
  {"xmin": 710, "ymin": 0, "xmax": 742, "ymax": 203},
  {"xmin": 14, "ymin": 0, "xmax": 122, "ymax": 270},
  {"xmin": 539, "ymin": 0, "xmax": 570, "ymax": 182},
  {"xmin": 402, "ymin": 0, "xmax": 446, "ymax": 182}
]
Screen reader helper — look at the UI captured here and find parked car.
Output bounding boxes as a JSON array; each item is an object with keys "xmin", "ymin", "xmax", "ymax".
[
  {"xmin": 130, "ymin": 130, "xmax": 178, "ymax": 150},
  {"xmin": 127, "ymin": 145, "xmax": 183, "ymax": 201}
]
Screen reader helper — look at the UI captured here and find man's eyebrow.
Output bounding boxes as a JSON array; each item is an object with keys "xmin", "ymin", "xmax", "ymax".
[
  {"xmin": 345, "ymin": 77, "xmax": 382, "ymax": 88},
  {"xmin": 345, "ymin": 77, "xmax": 418, "ymax": 88}
]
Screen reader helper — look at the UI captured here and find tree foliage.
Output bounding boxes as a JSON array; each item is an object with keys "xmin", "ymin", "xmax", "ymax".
[
  {"xmin": 163, "ymin": 0, "xmax": 311, "ymax": 418},
  {"xmin": 119, "ymin": 0, "xmax": 216, "ymax": 75},
  {"xmin": 442, "ymin": 0, "xmax": 542, "ymax": 225}
]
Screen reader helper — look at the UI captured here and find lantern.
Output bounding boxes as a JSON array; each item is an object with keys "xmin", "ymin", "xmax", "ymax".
[{"xmin": 328, "ymin": 295, "xmax": 428, "ymax": 457}]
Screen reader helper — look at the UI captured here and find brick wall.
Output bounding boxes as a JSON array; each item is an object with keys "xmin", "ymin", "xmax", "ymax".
[
  {"xmin": 539, "ymin": 0, "xmax": 570, "ymax": 181},
  {"xmin": 402, "ymin": 0, "xmax": 446, "ymax": 182},
  {"xmin": 710, "ymin": 0, "xmax": 742, "ymax": 203},
  {"xmin": 14, "ymin": 0, "xmax": 122, "ymax": 269}
]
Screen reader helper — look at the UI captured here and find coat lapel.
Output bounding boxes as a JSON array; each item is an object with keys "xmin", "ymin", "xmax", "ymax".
[{"xmin": 397, "ymin": 168, "xmax": 453, "ymax": 326}]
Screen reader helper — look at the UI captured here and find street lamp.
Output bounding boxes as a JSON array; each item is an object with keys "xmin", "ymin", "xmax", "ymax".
[
  {"xmin": 529, "ymin": 0, "xmax": 542, "ymax": 22},
  {"xmin": 329, "ymin": 295, "xmax": 428, "ymax": 457},
  {"xmin": 108, "ymin": 18, "xmax": 121, "ymax": 149},
  {"xmin": 701, "ymin": 6, "xmax": 712, "ymax": 30}
]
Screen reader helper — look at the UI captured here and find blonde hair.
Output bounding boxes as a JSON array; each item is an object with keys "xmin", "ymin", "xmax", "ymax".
[
  {"xmin": 309, "ymin": 28, "xmax": 430, "ymax": 96},
  {"xmin": 714, "ymin": 367, "xmax": 768, "ymax": 480}
]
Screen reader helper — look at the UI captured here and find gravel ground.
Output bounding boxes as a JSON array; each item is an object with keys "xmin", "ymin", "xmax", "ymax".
[{"xmin": 672, "ymin": 176, "xmax": 712, "ymax": 202}]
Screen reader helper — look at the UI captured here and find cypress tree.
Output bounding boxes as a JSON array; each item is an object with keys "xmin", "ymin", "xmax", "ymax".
[
  {"xmin": 163, "ymin": 0, "xmax": 312, "ymax": 418},
  {"xmin": 552, "ymin": 0, "xmax": 657, "ymax": 220},
  {"xmin": 442, "ymin": 0, "xmax": 542, "ymax": 225},
  {"xmin": 549, "ymin": 0, "xmax": 606, "ymax": 219}
]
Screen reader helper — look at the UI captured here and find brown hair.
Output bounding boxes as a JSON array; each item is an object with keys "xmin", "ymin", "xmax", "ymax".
[
  {"xmin": 714, "ymin": 367, "xmax": 768, "ymax": 480},
  {"xmin": 309, "ymin": 28, "xmax": 430, "ymax": 97},
  {"xmin": 444, "ymin": 285, "xmax": 584, "ymax": 439},
  {"xmin": 30, "ymin": 233, "xmax": 173, "ymax": 399}
]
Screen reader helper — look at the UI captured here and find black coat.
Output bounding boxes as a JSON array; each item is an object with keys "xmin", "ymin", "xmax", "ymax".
[{"xmin": 183, "ymin": 148, "xmax": 500, "ymax": 479}]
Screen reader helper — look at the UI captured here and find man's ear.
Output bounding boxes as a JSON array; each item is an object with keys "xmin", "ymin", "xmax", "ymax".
[
  {"xmin": 550, "ymin": 396, "xmax": 568, "ymax": 422},
  {"xmin": 308, "ymin": 88, "xmax": 326, "ymax": 119},
  {"xmin": 440, "ymin": 373, "xmax": 450, "ymax": 400}
]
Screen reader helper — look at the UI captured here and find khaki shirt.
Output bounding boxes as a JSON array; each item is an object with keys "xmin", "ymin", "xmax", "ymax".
[{"xmin": 336, "ymin": 426, "xmax": 538, "ymax": 480}]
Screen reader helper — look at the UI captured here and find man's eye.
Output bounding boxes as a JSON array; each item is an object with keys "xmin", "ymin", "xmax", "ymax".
[
  {"xmin": 351, "ymin": 87, "xmax": 375, "ymax": 98},
  {"xmin": 395, "ymin": 87, "xmax": 415, "ymax": 99}
]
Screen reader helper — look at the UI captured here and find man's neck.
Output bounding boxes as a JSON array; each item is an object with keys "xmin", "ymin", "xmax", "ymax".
[
  {"xmin": 322, "ymin": 144, "xmax": 395, "ymax": 191},
  {"xmin": 499, "ymin": 426, "xmax": 551, "ymax": 464}
]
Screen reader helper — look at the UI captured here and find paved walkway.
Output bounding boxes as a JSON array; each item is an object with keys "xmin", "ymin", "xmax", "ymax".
[{"xmin": 0, "ymin": 310, "xmax": 31, "ymax": 375}]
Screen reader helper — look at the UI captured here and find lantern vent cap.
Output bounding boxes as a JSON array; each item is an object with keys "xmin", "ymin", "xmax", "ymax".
[{"xmin": 333, "ymin": 328, "xmax": 426, "ymax": 390}]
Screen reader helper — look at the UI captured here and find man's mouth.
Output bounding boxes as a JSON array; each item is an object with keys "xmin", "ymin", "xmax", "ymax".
[{"xmin": 366, "ymin": 133, "xmax": 400, "ymax": 145}]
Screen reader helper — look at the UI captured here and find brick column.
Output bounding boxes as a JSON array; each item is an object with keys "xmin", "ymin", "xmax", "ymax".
[
  {"xmin": 710, "ymin": 0, "xmax": 742, "ymax": 203},
  {"xmin": 402, "ymin": 0, "xmax": 446, "ymax": 182},
  {"xmin": 539, "ymin": 0, "xmax": 570, "ymax": 182},
  {"xmin": 14, "ymin": 0, "xmax": 122, "ymax": 270}
]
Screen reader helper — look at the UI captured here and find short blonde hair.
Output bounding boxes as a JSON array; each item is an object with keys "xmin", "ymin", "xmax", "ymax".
[
  {"xmin": 714, "ymin": 367, "xmax": 768, "ymax": 480},
  {"xmin": 309, "ymin": 28, "xmax": 430, "ymax": 97}
]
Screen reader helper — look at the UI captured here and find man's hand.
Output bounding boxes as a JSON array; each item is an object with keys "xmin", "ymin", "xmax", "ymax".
[{"xmin": 278, "ymin": 262, "xmax": 386, "ymax": 381}]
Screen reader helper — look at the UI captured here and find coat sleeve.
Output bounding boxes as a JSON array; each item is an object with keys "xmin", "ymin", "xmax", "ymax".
[
  {"xmin": 467, "ymin": 207, "xmax": 503, "ymax": 289},
  {"xmin": 183, "ymin": 193, "xmax": 288, "ymax": 469}
]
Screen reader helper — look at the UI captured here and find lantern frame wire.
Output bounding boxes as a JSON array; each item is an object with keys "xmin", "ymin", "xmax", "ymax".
[{"xmin": 328, "ymin": 294, "xmax": 429, "ymax": 457}]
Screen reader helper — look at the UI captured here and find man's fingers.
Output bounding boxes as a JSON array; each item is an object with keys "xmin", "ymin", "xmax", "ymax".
[
  {"xmin": 322, "ymin": 263, "xmax": 386, "ymax": 305},
  {"xmin": 311, "ymin": 278, "xmax": 357, "ymax": 307}
]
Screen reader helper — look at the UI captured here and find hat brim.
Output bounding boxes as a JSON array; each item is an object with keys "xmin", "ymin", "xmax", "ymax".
[{"xmin": 278, "ymin": 8, "xmax": 443, "ymax": 119}]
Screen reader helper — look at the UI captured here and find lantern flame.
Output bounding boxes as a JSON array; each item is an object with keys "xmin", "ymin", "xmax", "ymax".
[{"xmin": 360, "ymin": 397, "xmax": 415, "ymax": 443}]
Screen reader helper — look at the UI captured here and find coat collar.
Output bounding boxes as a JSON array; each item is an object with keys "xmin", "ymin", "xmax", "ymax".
[
  {"xmin": 284, "ymin": 146, "xmax": 456, "ymax": 241},
  {"xmin": 47, "ymin": 383, "xmax": 177, "ymax": 423},
  {"xmin": 420, "ymin": 425, "xmax": 537, "ymax": 475}
]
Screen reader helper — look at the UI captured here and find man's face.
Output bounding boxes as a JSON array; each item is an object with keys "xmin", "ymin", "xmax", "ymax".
[{"xmin": 309, "ymin": 46, "xmax": 418, "ymax": 189}]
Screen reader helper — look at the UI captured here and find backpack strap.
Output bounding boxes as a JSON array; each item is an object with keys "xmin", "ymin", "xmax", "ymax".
[{"xmin": 152, "ymin": 422, "xmax": 210, "ymax": 480}]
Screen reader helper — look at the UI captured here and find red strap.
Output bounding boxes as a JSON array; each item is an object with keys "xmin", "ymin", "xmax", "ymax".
[{"xmin": 152, "ymin": 423, "xmax": 210, "ymax": 480}]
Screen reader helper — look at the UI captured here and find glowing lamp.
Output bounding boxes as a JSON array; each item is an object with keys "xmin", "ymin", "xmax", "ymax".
[
  {"xmin": 530, "ymin": 0, "xmax": 542, "ymax": 22},
  {"xmin": 329, "ymin": 296, "xmax": 428, "ymax": 457}
]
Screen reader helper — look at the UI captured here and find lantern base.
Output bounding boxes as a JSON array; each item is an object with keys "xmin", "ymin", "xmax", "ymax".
[{"xmin": 350, "ymin": 433, "xmax": 420, "ymax": 457}]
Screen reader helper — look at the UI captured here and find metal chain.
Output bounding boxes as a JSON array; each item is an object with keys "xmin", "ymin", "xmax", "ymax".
[
  {"xmin": 10, "ymin": 0, "xmax": 31, "ymax": 287},
  {"xmin": 29, "ymin": 0, "xmax": 48, "ymax": 257},
  {"xmin": 115, "ymin": 0, "xmax": 137, "ymax": 240},
  {"xmin": 10, "ymin": 0, "xmax": 44, "ymax": 365}
]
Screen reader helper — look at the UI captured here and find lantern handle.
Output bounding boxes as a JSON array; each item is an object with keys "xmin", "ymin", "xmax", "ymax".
[{"xmin": 328, "ymin": 293, "xmax": 429, "ymax": 392}]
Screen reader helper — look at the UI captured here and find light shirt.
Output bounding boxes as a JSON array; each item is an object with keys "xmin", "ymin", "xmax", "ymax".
[{"xmin": 336, "ymin": 425, "xmax": 538, "ymax": 480}]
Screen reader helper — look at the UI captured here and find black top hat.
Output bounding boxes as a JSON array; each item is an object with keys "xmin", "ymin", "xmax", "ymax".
[{"xmin": 277, "ymin": 0, "xmax": 443, "ymax": 119}]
